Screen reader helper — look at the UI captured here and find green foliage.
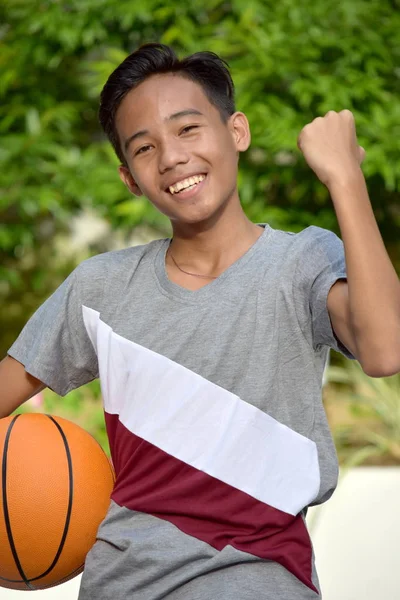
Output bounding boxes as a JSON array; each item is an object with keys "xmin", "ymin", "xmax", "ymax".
[
  {"xmin": 327, "ymin": 361, "xmax": 400, "ymax": 466},
  {"xmin": 1, "ymin": 0, "xmax": 400, "ymax": 358}
]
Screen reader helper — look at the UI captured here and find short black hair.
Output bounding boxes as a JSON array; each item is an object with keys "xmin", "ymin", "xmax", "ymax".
[{"xmin": 99, "ymin": 43, "xmax": 236, "ymax": 165}]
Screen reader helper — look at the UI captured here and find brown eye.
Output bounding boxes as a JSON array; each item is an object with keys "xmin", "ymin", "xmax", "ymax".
[
  {"xmin": 135, "ymin": 145, "xmax": 151, "ymax": 156},
  {"xmin": 181, "ymin": 125, "xmax": 198, "ymax": 134}
]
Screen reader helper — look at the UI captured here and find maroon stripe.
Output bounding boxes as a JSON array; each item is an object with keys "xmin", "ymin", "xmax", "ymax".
[{"xmin": 105, "ymin": 412, "xmax": 317, "ymax": 593}]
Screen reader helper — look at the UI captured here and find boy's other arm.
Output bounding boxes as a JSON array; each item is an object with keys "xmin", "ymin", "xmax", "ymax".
[
  {"xmin": 0, "ymin": 356, "xmax": 46, "ymax": 418},
  {"xmin": 298, "ymin": 110, "xmax": 400, "ymax": 377}
]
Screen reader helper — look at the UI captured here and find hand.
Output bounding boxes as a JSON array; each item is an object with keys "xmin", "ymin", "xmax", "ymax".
[{"xmin": 297, "ymin": 110, "xmax": 366, "ymax": 188}]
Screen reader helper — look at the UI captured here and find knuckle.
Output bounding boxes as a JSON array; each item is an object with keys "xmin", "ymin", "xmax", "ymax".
[{"xmin": 340, "ymin": 109, "xmax": 354, "ymax": 119}]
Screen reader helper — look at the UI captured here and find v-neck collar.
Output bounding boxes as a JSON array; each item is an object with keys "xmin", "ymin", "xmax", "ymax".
[{"xmin": 153, "ymin": 223, "xmax": 272, "ymax": 304}]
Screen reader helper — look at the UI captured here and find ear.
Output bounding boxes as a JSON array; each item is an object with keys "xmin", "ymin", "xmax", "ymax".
[
  {"xmin": 229, "ymin": 112, "xmax": 251, "ymax": 152},
  {"xmin": 118, "ymin": 166, "xmax": 143, "ymax": 196}
]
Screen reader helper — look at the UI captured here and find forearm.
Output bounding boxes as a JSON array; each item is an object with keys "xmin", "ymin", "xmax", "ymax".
[
  {"xmin": 329, "ymin": 168, "xmax": 400, "ymax": 366},
  {"xmin": 0, "ymin": 356, "xmax": 46, "ymax": 419}
]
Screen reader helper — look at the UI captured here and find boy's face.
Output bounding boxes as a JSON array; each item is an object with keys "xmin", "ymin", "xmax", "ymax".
[{"xmin": 116, "ymin": 73, "xmax": 250, "ymax": 227}]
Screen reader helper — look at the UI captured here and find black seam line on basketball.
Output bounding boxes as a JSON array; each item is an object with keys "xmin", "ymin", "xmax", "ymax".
[
  {"xmin": 0, "ymin": 562, "xmax": 84, "ymax": 585},
  {"xmin": 5, "ymin": 415, "xmax": 75, "ymax": 586},
  {"xmin": 2, "ymin": 414, "xmax": 35, "ymax": 590},
  {"xmin": 28, "ymin": 562, "xmax": 84, "ymax": 589},
  {"xmin": 21, "ymin": 414, "xmax": 75, "ymax": 583}
]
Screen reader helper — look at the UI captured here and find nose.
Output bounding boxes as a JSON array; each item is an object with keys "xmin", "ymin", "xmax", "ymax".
[{"xmin": 158, "ymin": 138, "xmax": 189, "ymax": 174}]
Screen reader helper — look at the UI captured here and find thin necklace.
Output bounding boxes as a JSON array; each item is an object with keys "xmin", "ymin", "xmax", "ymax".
[{"xmin": 167, "ymin": 248, "xmax": 218, "ymax": 279}]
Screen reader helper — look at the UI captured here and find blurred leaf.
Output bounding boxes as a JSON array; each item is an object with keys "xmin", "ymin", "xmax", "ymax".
[{"xmin": 327, "ymin": 361, "xmax": 400, "ymax": 465}]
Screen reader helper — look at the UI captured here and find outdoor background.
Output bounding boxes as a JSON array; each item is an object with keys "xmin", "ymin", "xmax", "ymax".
[{"xmin": 1, "ymin": 0, "xmax": 399, "ymax": 467}]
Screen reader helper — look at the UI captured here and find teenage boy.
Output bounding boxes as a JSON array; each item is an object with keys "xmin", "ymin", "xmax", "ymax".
[{"xmin": 1, "ymin": 43, "xmax": 399, "ymax": 599}]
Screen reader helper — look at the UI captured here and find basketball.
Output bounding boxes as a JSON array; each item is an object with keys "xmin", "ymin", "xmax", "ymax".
[{"xmin": 0, "ymin": 413, "xmax": 115, "ymax": 590}]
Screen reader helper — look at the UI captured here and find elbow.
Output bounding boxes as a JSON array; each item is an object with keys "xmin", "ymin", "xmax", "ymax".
[
  {"xmin": 354, "ymin": 328, "xmax": 400, "ymax": 378},
  {"xmin": 361, "ymin": 353, "xmax": 400, "ymax": 378}
]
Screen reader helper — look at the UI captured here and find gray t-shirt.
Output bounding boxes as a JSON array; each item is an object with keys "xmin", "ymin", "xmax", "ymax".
[{"xmin": 8, "ymin": 223, "xmax": 354, "ymax": 599}]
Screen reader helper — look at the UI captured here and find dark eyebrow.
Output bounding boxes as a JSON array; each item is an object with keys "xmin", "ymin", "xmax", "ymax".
[
  {"xmin": 168, "ymin": 109, "xmax": 204, "ymax": 121},
  {"xmin": 124, "ymin": 109, "xmax": 204, "ymax": 152},
  {"xmin": 124, "ymin": 129, "xmax": 148, "ymax": 151}
]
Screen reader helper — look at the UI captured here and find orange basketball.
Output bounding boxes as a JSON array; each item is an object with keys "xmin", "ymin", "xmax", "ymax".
[{"xmin": 0, "ymin": 413, "xmax": 115, "ymax": 590}]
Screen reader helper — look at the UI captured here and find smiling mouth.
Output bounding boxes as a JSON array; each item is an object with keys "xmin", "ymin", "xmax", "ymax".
[{"xmin": 167, "ymin": 173, "xmax": 206, "ymax": 195}]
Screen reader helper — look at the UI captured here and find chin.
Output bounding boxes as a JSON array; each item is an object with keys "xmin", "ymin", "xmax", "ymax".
[
  {"xmin": 158, "ymin": 191, "xmax": 232, "ymax": 228},
  {"xmin": 171, "ymin": 216, "xmax": 224, "ymax": 234}
]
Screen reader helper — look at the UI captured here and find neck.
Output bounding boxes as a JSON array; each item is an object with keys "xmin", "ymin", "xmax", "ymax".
[{"xmin": 168, "ymin": 210, "xmax": 263, "ymax": 274}]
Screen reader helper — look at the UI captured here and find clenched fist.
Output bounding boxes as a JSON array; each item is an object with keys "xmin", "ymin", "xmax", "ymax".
[{"xmin": 297, "ymin": 110, "xmax": 365, "ymax": 188}]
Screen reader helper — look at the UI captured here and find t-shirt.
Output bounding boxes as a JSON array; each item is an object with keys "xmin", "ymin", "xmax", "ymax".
[{"xmin": 8, "ymin": 223, "xmax": 355, "ymax": 600}]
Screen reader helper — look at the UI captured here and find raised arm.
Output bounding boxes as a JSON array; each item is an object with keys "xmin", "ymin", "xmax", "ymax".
[{"xmin": 0, "ymin": 356, "xmax": 46, "ymax": 418}]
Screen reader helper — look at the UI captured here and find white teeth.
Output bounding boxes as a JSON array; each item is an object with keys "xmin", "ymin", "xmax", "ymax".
[{"xmin": 169, "ymin": 174, "xmax": 205, "ymax": 194}]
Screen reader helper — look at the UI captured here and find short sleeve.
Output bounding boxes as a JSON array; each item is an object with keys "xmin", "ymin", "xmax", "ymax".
[
  {"xmin": 294, "ymin": 226, "xmax": 355, "ymax": 359},
  {"xmin": 7, "ymin": 264, "xmax": 99, "ymax": 396}
]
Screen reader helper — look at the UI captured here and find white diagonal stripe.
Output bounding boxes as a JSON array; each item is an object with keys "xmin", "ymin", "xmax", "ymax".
[{"xmin": 82, "ymin": 305, "xmax": 320, "ymax": 515}]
